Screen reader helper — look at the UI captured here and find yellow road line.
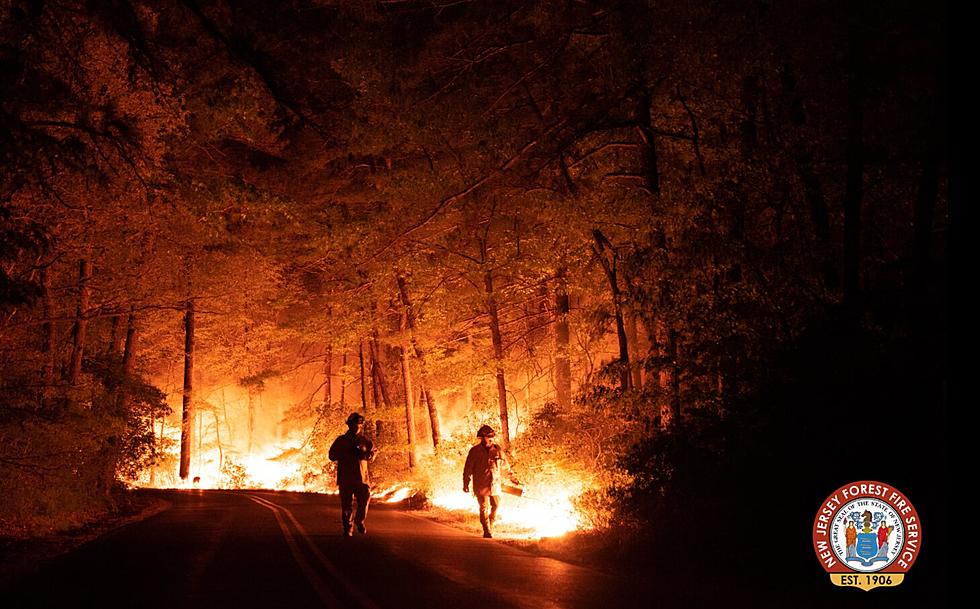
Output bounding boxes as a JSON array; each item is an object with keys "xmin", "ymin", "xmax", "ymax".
[
  {"xmin": 246, "ymin": 495, "xmax": 341, "ymax": 609},
  {"xmin": 248, "ymin": 494, "xmax": 381, "ymax": 609}
]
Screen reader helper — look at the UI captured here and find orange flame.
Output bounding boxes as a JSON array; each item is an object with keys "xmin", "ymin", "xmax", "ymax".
[{"xmin": 430, "ymin": 481, "xmax": 587, "ymax": 539}]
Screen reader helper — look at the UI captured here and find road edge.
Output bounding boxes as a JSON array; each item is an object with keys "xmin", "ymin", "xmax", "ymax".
[{"xmin": 0, "ymin": 491, "xmax": 172, "ymax": 592}]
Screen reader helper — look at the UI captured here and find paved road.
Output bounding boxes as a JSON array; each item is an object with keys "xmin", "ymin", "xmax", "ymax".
[{"xmin": 3, "ymin": 490, "xmax": 636, "ymax": 609}]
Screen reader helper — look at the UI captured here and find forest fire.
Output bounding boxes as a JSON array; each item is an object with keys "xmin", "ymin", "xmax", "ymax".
[
  {"xmin": 238, "ymin": 450, "xmax": 306, "ymax": 491},
  {"xmin": 129, "ymin": 365, "xmax": 597, "ymax": 541},
  {"xmin": 139, "ymin": 415, "xmax": 592, "ymax": 540},
  {"xmin": 148, "ymin": 444, "xmax": 307, "ymax": 491},
  {"xmin": 0, "ymin": 3, "xmax": 949, "ymax": 607}
]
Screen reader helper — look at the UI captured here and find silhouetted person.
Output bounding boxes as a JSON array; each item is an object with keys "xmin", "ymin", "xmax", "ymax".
[
  {"xmin": 463, "ymin": 425, "xmax": 516, "ymax": 538},
  {"xmin": 329, "ymin": 412, "xmax": 375, "ymax": 536}
]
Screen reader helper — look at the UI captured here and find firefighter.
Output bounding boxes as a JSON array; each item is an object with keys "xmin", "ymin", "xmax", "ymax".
[
  {"xmin": 328, "ymin": 412, "xmax": 376, "ymax": 536},
  {"xmin": 462, "ymin": 424, "xmax": 517, "ymax": 538}
]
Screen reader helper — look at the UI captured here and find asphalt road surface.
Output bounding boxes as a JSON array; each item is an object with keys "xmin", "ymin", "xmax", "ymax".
[{"xmin": 3, "ymin": 490, "xmax": 637, "ymax": 609}]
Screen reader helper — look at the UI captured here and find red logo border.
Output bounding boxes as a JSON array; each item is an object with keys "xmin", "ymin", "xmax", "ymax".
[{"xmin": 812, "ymin": 480, "xmax": 922, "ymax": 574}]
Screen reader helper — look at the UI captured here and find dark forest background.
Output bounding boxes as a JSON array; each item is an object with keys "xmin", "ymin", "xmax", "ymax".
[{"xmin": 1, "ymin": 0, "xmax": 947, "ymax": 604}]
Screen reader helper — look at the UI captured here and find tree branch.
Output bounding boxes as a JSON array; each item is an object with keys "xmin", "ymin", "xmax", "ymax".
[{"xmin": 676, "ymin": 85, "xmax": 706, "ymax": 176}]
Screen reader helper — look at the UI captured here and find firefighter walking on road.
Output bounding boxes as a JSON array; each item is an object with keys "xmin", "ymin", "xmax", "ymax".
[
  {"xmin": 463, "ymin": 425, "xmax": 518, "ymax": 538},
  {"xmin": 329, "ymin": 412, "xmax": 376, "ymax": 537}
]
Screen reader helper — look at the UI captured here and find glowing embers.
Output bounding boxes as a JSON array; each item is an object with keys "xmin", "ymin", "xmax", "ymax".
[{"xmin": 430, "ymin": 480, "xmax": 587, "ymax": 539}]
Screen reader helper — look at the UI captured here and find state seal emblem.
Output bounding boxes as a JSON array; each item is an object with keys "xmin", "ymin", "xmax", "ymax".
[{"xmin": 812, "ymin": 480, "xmax": 922, "ymax": 590}]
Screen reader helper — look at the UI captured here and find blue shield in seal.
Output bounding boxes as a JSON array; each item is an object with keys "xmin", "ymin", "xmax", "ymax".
[{"xmin": 856, "ymin": 533, "xmax": 878, "ymax": 561}]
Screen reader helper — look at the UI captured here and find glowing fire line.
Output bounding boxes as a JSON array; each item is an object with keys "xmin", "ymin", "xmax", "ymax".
[
  {"xmin": 430, "ymin": 486, "xmax": 585, "ymax": 539},
  {"xmin": 141, "ymin": 420, "xmax": 591, "ymax": 539}
]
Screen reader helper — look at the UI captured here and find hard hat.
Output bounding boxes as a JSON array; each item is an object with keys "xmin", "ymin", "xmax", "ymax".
[
  {"xmin": 477, "ymin": 424, "xmax": 496, "ymax": 438},
  {"xmin": 346, "ymin": 412, "xmax": 365, "ymax": 425}
]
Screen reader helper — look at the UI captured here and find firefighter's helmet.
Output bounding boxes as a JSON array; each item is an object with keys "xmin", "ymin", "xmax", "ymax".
[
  {"xmin": 476, "ymin": 425, "xmax": 496, "ymax": 438},
  {"xmin": 346, "ymin": 412, "xmax": 365, "ymax": 425}
]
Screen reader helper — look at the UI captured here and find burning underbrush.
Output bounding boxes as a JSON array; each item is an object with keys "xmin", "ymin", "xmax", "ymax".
[
  {"xmin": 137, "ymin": 437, "xmax": 607, "ymax": 539},
  {"xmin": 411, "ymin": 447, "xmax": 598, "ymax": 539},
  {"xmin": 136, "ymin": 398, "xmax": 635, "ymax": 540}
]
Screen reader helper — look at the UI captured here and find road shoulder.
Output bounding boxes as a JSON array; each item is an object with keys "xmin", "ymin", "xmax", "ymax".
[{"xmin": 0, "ymin": 489, "xmax": 171, "ymax": 591}]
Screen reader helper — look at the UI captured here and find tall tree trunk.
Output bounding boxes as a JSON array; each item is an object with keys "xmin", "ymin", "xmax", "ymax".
[
  {"xmin": 339, "ymin": 351, "xmax": 348, "ymax": 408},
  {"xmin": 243, "ymin": 324, "xmax": 254, "ymax": 455},
  {"xmin": 780, "ymin": 64, "xmax": 836, "ymax": 290},
  {"xmin": 399, "ymin": 309, "xmax": 417, "ymax": 469},
  {"xmin": 247, "ymin": 390, "xmax": 255, "ymax": 456},
  {"xmin": 484, "ymin": 270, "xmax": 511, "ymax": 447},
  {"xmin": 797, "ymin": 155, "xmax": 836, "ymax": 289},
  {"xmin": 108, "ymin": 313, "xmax": 121, "ymax": 355},
  {"xmin": 213, "ymin": 409, "xmax": 223, "ymax": 470},
  {"xmin": 843, "ymin": 17, "xmax": 866, "ymax": 310},
  {"xmin": 420, "ymin": 389, "xmax": 434, "ymax": 444},
  {"xmin": 396, "ymin": 275, "xmax": 441, "ymax": 448},
  {"xmin": 68, "ymin": 259, "xmax": 91, "ymax": 385},
  {"xmin": 179, "ymin": 300, "xmax": 195, "ymax": 480},
  {"xmin": 159, "ymin": 418, "xmax": 165, "ymax": 449},
  {"xmin": 370, "ymin": 333, "xmax": 394, "ymax": 410},
  {"xmin": 657, "ymin": 321, "xmax": 681, "ymax": 428},
  {"xmin": 592, "ymin": 230, "xmax": 631, "ymax": 391},
  {"xmin": 197, "ymin": 405, "xmax": 203, "ymax": 474},
  {"xmin": 368, "ymin": 343, "xmax": 381, "ymax": 410},
  {"xmin": 612, "ymin": 2, "xmax": 659, "ymax": 192},
  {"xmin": 149, "ymin": 446, "xmax": 155, "ymax": 486},
  {"xmin": 114, "ymin": 311, "xmax": 127, "ymax": 354},
  {"xmin": 40, "ymin": 269, "xmax": 56, "ymax": 407},
  {"xmin": 627, "ymin": 309, "xmax": 643, "ymax": 389},
  {"xmin": 637, "ymin": 88, "xmax": 660, "ymax": 193},
  {"xmin": 220, "ymin": 389, "xmax": 232, "ymax": 448},
  {"xmin": 359, "ymin": 339, "xmax": 368, "ymax": 411},
  {"xmin": 118, "ymin": 308, "xmax": 137, "ymax": 412},
  {"xmin": 554, "ymin": 268, "xmax": 572, "ymax": 409},
  {"xmin": 523, "ymin": 369, "xmax": 533, "ymax": 426},
  {"xmin": 323, "ymin": 345, "xmax": 333, "ymax": 409},
  {"xmin": 100, "ymin": 308, "xmax": 127, "ymax": 499}
]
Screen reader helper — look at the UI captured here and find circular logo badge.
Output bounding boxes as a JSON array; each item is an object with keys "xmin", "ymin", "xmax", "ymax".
[{"xmin": 812, "ymin": 480, "xmax": 922, "ymax": 590}]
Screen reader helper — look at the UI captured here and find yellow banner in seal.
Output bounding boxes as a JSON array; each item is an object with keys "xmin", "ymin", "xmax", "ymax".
[{"xmin": 830, "ymin": 573, "xmax": 905, "ymax": 591}]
